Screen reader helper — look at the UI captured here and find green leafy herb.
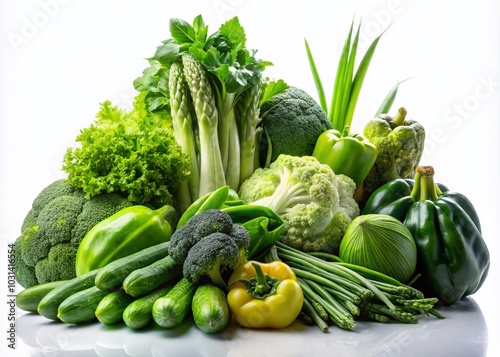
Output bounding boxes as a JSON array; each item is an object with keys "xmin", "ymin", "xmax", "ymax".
[{"xmin": 63, "ymin": 94, "xmax": 190, "ymax": 209}]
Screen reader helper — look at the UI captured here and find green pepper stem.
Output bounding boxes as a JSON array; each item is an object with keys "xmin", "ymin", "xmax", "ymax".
[
  {"xmin": 155, "ymin": 204, "xmax": 178, "ymax": 229},
  {"xmin": 412, "ymin": 166, "xmax": 439, "ymax": 202},
  {"xmin": 251, "ymin": 262, "xmax": 271, "ymax": 295},
  {"xmin": 393, "ymin": 107, "xmax": 407, "ymax": 126}
]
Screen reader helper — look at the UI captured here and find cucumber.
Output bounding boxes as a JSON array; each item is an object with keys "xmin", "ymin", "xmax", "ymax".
[
  {"xmin": 152, "ymin": 278, "xmax": 196, "ymax": 328},
  {"xmin": 192, "ymin": 284, "xmax": 230, "ymax": 334},
  {"xmin": 16, "ymin": 280, "xmax": 69, "ymax": 313},
  {"xmin": 122, "ymin": 256, "xmax": 182, "ymax": 297},
  {"xmin": 123, "ymin": 285, "xmax": 173, "ymax": 330},
  {"xmin": 38, "ymin": 269, "xmax": 100, "ymax": 320},
  {"xmin": 95, "ymin": 242, "xmax": 170, "ymax": 292},
  {"xmin": 57, "ymin": 286, "xmax": 108, "ymax": 324},
  {"xmin": 95, "ymin": 289, "xmax": 135, "ymax": 325}
]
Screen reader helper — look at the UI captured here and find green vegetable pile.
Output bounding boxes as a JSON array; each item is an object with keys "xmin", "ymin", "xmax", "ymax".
[{"xmin": 14, "ymin": 13, "xmax": 491, "ymax": 340}]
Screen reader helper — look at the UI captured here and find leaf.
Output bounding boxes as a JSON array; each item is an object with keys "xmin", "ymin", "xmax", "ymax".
[
  {"xmin": 331, "ymin": 20, "xmax": 354, "ymax": 129},
  {"xmin": 192, "ymin": 15, "xmax": 207, "ymax": 42},
  {"xmin": 344, "ymin": 25, "xmax": 389, "ymax": 128},
  {"xmin": 260, "ymin": 79, "xmax": 289, "ymax": 107},
  {"xmin": 304, "ymin": 38, "xmax": 327, "ymax": 112},
  {"xmin": 169, "ymin": 18, "xmax": 195, "ymax": 44},
  {"xmin": 375, "ymin": 78, "xmax": 411, "ymax": 116},
  {"xmin": 154, "ymin": 39, "xmax": 182, "ymax": 65},
  {"xmin": 219, "ymin": 16, "xmax": 246, "ymax": 50}
]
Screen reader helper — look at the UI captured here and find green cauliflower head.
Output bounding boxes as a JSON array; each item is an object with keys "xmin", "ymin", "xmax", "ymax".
[{"xmin": 239, "ymin": 154, "xmax": 359, "ymax": 254}]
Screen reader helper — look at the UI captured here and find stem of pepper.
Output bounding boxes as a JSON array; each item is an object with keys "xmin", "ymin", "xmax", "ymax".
[
  {"xmin": 392, "ymin": 107, "xmax": 407, "ymax": 126},
  {"xmin": 414, "ymin": 166, "xmax": 439, "ymax": 201},
  {"xmin": 251, "ymin": 262, "xmax": 271, "ymax": 295}
]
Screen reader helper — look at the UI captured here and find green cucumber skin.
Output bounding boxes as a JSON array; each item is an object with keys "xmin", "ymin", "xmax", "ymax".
[
  {"xmin": 37, "ymin": 269, "xmax": 100, "ymax": 320},
  {"xmin": 95, "ymin": 242, "xmax": 170, "ymax": 292},
  {"xmin": 192, "ymin": 284, "xmax": 230, "ymax": 334},
  {"xmin": 122, "ymin": 256, "xmax": 182, "ymax": 297},
  {"xmin": 152, "ymin": 278, "xmax": 196, "ymax": 328},
  {"xmin": 95, "ymin": 290, "xmax": 135, "ymax": 325},
  {"xmin": 123, "ymin": 285, "xmax": 173, "ymax": 330},
  {"xmin": 57, "ymin": 286, "xmax": 108, "ymax": 324},
  {"xmin": 16, "ymin": 280, "xmax": 70, "ymax": 313}
]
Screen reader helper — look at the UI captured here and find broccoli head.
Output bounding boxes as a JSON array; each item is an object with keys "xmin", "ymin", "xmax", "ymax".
[
  {"xmin": 168, "ymin": 209, "xmax": 234, "ymax": 264},
  {"xmin": 239, "ymin": 154, "xmax": 359, "ymax": 254},
  {"xmin": 258, "ymin": 86, "xmax": 332, "ymax": 167},
  {"xmin": 15, "ymin": 179, "xmax": 133, "ymax": 288},
  {"xmin": 182, "ymin": 232, "xmax": 242, "ymax": 289}
]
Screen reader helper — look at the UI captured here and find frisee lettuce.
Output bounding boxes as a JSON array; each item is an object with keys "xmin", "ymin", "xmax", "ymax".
[{"xmin": 62, "ymin": 93, "xmax": 190, "ymax": 209}]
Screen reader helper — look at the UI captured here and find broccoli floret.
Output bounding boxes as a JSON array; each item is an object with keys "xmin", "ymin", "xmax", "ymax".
[
  {"xmin": 31, "ymin": 179, "xmax": 82, "ymax": 216},
  {"xmin": 258, "ymin": 86, "xmax": 332, "ymax": 167},
  {"xmin": 230, "ymin": 225, "xmax": 251, "ymax": 263},
  {"xmin": 182, "ymin": 232, "xmax": 242, "ymax": 289},
  {"xmin": 168, "ymin": 209, "xmax": 234, "ymax": 264},
  {"xmin": 239, "ymin": 154, "xmax": 359, "ymax": 254},
  {"xmin": 14, "ymin": 236, "xmax": 37, "ymax": 288},
  {"xmin": 15, "ymin": 179, "xmax": 133, "ymax": 288},
  {"xmin": 36, "ymin": 195, "xmax": 86, "ymax": 245},
  {"xmin": 35, "ymin": 244, "xmax": 78, "ymax": 283}
]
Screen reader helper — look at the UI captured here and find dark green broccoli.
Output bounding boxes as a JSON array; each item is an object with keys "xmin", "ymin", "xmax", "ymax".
[
  {"xmin": 258, "ymin": 86, "xmax": 332, "ymax": 167},
  {"xmin": 182, "ymin": 232, "xmax": 248, "ymax": 289},
  {"xmin": 229, "ymin": 225, "xmax": 251, "ymax": 263},
  {"xmin": 34, "ymin": 244, "xmax": 78, "ymax": 283},
  {"xmin": 168, "ymin": 209, "xmax": 234, "ymax": 264},
  {"xmin": 15, "ymin": 179, "xmax": 133, "ymax": 288}
]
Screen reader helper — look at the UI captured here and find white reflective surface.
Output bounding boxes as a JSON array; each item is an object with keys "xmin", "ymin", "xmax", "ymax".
[{"xmin": 14, "ymin": 297, "xmax": 487, "ymax": 357}]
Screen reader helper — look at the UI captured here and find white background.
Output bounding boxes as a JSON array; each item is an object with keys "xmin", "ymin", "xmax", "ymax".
[{"xmin": 1, "ymin": 0, "xmax": 499, "ymax": 356}]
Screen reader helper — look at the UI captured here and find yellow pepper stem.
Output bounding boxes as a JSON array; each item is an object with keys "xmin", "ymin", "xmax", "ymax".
[
  {"xmin": 236, "ymin": 262, "xmax": 281, "ymax": 300},
  {"xmin": 252, "ymin": 262, "xmax": 272, "ymax": 295}
]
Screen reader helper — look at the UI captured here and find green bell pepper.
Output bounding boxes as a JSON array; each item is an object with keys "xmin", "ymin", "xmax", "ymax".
[
  {"xmin": 312, "ymin": 128, "xmax": 378, "ymax": 188},
  {"xmin": 363, "ymin": 166, "xmax": 490, "ymax": 305},
  {"xmin": 75, "ymin": 204, "xmax": 176, "ymax": 275},
  {"xmin": 361, "ymin": 107, "xmax": 425, "ymax": 205}
]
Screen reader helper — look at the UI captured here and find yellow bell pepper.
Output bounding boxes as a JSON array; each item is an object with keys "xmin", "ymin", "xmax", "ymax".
[{"xmin": 227, "ymin": 260, "xmax": 303, "ymax": 329}]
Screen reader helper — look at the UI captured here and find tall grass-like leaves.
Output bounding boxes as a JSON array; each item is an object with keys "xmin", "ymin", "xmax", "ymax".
[
  {"xmin": 304, "ymin": 39, "xmax": 327, "ymax": 112},
  {"xmin": 306, "ymin": 19, "xmax": 388, "ymax": 133},
  {"xmin": 374, "ymin": 78, "xmax": 411, "ymax": 116}
]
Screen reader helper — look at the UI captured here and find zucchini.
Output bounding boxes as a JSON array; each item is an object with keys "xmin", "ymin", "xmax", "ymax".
[
  {"xmin": 95, "ymin": 242, "xmax": 170, "ymax": 292},
  {"xmin": 38, "ymin": 269, "xmax": 100, "ymax": 320},
  {"xmin": 95, "ymin": 289, "xmax": 135, "ymax": 325},
  {"xmin": 152, "ymin": 278, "xmax": 196, "ymax": 328},
  {"xmin": 57, "ymin": 286, "xmax": 108, "ymax": 324},
  {"xmin": 122, "ymin": 256, "xmax": 182, "ymax": 297},
  {"xmin": 192, "ymin": 284, "xmax": 230, "ymax": 334},
  {"xmin": 16, "ymin": 280, "xmax": 69, "ymax": 313},
  {"xmin": 123, "ymin": 285, "xmax": 173, "ymax": 330}
]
